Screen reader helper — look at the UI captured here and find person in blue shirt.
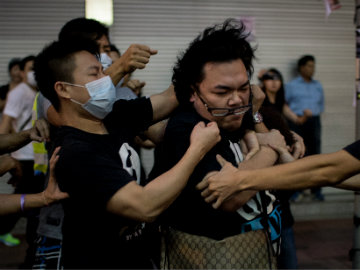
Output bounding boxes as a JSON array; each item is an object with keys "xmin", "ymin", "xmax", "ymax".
[{"xmin": 285, "ymin": 55, "xmax": 325, "ymax": 201}]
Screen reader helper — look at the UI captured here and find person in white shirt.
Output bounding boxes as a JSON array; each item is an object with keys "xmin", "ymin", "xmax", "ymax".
[{"xmin": 0, "ymin": 55, "xmax": 41, "ymax": 267}]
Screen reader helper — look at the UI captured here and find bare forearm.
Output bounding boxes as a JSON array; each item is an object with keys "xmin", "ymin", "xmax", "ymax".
[
  {"xmin": 0, "ymin": 155, "xmax": 17, "ymax": 175},
  {"xmin": 107, "ymin": 144, "xmax": 209, "ymax": 221},
  {"xmin": 221, "ymin": 146, "xmax": 277, "ymax": 209},
  {"xmin": 283, "ymin": 104, "xmax": 298, "ymax": 124},
  {"xmin": 143, "ymin": 121, "xmax": 167, "ymax": 145},
  {"xmin": 254, "ymin": 122, "xmax": 269, "ymax": 133},
  {"xmin": 142, "ymin": 145, "xmax": 208, "ymax": 217},
  {"xmin": 104, "ymin": 60, "xmax": 126, "ymax": 86},
  {"xmin": 150, "ymin": 85, "xmax": 179, "ymax": 123},
  {"xmin": 0, "ymin": 130, "xmax": 31, "ymax": 154},
  {"xmin": 0, "ymin": 193, "xmax": 46, "ymax": 216},
  {"xmin": 242, "ymin": 150, "xmax": 360, "ymax": 191},
  {"xmin": 238, "ymin": 145, "xmax": 278, "ymax": 170},
  {"xmin": 335, "ymin": 175, "xmax": 360, "ymax": 191},
  {"xmin": 220, "ymin": 190, "xmax": 257, "ymax": 211}
]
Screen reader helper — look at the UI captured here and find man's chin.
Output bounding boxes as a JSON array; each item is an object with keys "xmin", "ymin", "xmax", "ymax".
[{"xmin": 219, "ymin": 118, "xmax": 243, "ymax": 131}]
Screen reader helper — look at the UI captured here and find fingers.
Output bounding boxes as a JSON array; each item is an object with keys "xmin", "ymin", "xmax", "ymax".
[
  {"xmin": 196, "ymin": 171, "xmax": 217, "ymax": 190},
  {"xmin": 212, "ymin": 199, "xmax": 222, "ymax": 209},
  {"xmin": 50, "ymin": 147, "xmax": 61, "ymax": 169},
  {"xmin": 216, "ymin": 154, "xmax": 227, "ymax": 167},
  {"xmin": 267, "ymin": 143, "xmax": 285, "ymax": 154},
  {"xmin": 291, "ymin": 143, "xmax": 301, "ymax": 159},
  {"xmin": 127, "ymin": 79, "xmax": 146, "ymax": 92},
  {"xmin": 204, "ymin": 192, "xmax": 218, "ymax": 204},
  {"xmin": 121, "ymin": 44, "xmax": 158, "ymax": 73},
  {"xmin": 150, "ymin": 49, "xmax": 158, "ymax": 55},
  {"xmin": 244, "ymin": 148, "xmax": 258, "ymax": 161},
  {"xmin": 196, "ymin": 121, "xmax": 205, "ymax": 128},
  {"xmin": 33, "ymin": 119, "xmax": 50, "ymax": 142}
]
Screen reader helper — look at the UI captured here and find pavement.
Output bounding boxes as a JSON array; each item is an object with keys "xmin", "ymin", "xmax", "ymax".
[{"xmin": 0, "ymin": 217, "xmax": 354, "ymax": 269}]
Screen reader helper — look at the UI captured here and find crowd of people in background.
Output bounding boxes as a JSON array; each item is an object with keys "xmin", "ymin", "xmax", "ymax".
[{"xmin": 0, "ymin": 16, "xmax": 359, "ymax": 270}]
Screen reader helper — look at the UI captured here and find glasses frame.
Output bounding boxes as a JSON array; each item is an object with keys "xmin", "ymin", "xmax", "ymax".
[{"xmin": 195, "ymin": 86, "xmax": 252, "ymax": 117}]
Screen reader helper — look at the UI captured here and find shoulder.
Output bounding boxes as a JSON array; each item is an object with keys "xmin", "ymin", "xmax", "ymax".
[
  {"xmin": 167, "ymin": 107, "xmax": 202, "ymax": 129},
  {"xmin": 286, "ymin": 77, "xmax": 300, "ymax": 86},
  {"xmin": 112, "ymin": 96, "xmax": 151, "ymax": 110},
  {"xmin": 312, "ymin": 79, "xmax": 323, "ymax": 87},
  {"xmin": 8, "ymin": 83, "xmax": 33, "ymax": 99}
]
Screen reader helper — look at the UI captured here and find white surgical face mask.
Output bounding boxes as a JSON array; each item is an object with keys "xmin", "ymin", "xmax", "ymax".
[
  {"xmin": 27, "ymin": 70, "xmax": 37, "ymax": 87},
  {"xmin": 100, "ymin": 53, "xmax": 113, "ymax": 70},
  {"xmin": 63, "ymin": 75, "xmax": 116, "ymax": 119}
]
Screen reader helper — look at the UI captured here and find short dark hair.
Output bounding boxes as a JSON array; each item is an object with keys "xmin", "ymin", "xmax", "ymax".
[
  {"xmin": 58, "ymin": 17, "xmax": 109, "ymax": 42},
  {"xmin": 8, "ymin": 58, "xmax": 21, "ymax": 72},
  {"xmin": 19, "ymin": 55, "xmax": 35, "ymax": 71},
  {"xmin": 172, "ymin": 18, "xmax": 255, "ymax": 106},
  {"xmin": 34, "ymin": 38, "xmax": 99, "ymax": 111},
  {"xmin": 297, "ymin": 55, "xmax": 315, "ymax": 70}
]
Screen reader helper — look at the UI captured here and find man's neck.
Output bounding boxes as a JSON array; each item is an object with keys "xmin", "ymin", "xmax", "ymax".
[
  {"xmin": 60, "ymin": 110, "xmax": 108, "ymax": 135},
  {"xmin": 9, "ymin": 81, "xmax": 20, "ymax": 90},
  {"xmin": 24, "ymin": 83, "xmax": 38, "ymax": 92},
  {"xmin": 266, "ymin": 90, "xmax": 276, "ymax": 104},
  {"xmin": 301, "ymin": 75, "xmax": 312, "ymax": 83}
]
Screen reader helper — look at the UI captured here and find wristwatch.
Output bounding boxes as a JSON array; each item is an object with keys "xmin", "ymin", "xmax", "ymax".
[{"xmin": 253, "ymin": 111, "xmax": 263, "ymax": 124}]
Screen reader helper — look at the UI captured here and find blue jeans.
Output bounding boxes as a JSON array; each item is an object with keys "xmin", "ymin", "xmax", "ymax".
[{"xmin": 277, "ymin": 226, "xmax": 298, "ymax": 269}]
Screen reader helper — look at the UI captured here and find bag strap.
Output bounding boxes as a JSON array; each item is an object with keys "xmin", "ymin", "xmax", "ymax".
[{"xmin": 18, "ymin": 114, "xmax": 32, "ymax": 132}]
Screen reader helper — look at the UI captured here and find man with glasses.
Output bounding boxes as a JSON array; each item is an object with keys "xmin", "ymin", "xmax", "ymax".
[{"xmin": 148, "ymin": 19, "xmax": 287, "ymax": 269}]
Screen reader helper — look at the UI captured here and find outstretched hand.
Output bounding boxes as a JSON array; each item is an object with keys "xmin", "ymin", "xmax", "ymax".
[
  {"xmin": 43, "ymin": 147, "xmax": 69, "ymax": 205},
  {"xmin": 196, "ymin": 155, "xmax": 240, "ymax": 209}
]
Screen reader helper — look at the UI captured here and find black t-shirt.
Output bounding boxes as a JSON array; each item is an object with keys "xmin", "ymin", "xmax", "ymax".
[
  {"xmin": 0, "ymin": 84, "xmax": 9, "ymax": 100},
  {"xmin": 344, "ymin": 140, "xmax": 360, "ymax": 160},
  {"xmin": 149, "ymin": 106, "xmax": 279, "ymax": 240},
  {"xmin": 55, "ymin": 97, "xmax": 153, "ymax": 269}
]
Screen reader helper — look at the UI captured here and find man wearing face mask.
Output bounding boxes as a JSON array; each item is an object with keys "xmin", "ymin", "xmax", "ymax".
[
  {"xmin": 0, "ymin": 55, "xmax": 42, "ymax": 267},
  {"xmin": 33, "ymin": 37, "xmax": 220, "ymax": 269},
  {"xmin": 32, "ymin": 17, "xmax": 173, "ymax": 269}
]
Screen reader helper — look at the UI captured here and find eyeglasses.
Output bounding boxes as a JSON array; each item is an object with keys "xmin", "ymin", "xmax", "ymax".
[{"xmin": 196, "ymin": 91, "xmax": 252, "ymax": 117}]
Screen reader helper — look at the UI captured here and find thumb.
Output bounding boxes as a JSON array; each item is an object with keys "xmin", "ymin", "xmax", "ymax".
[
  {"xmin": 31, "ymin": 134, "xmax": 43, "ymax": 142},
  {"xmin": 268, "ymin": 143, "xmax": 287, "ymax": 155},
  {"xmin": 150, "ymin": 49, "xmax": 158, "ymax": 55},
  {"xmin": 216, "ymin": 154, "xmax": 228, "ymax": 167}
]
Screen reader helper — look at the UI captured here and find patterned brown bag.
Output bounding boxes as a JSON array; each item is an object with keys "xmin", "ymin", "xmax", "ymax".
[{"xmin": 160, "ymin": 227, "xmax": 277, "ymax": 269}]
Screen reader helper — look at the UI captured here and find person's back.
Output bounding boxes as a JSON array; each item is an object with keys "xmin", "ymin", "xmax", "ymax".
[{"xmin": 0, "ymin": 55, "xmax": 41, "ymax": 268}]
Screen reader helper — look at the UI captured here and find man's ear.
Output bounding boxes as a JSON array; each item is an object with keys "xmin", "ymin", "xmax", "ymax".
[
  {"xmin": 190, "ymin": 85, "xmax": 197, "ymax": 102},
  {"xmin": 54, "ymin": 82, "xmax": 71, "ymax": 99}
]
